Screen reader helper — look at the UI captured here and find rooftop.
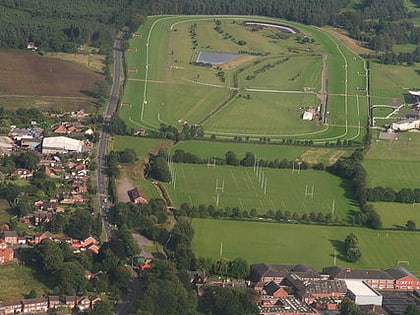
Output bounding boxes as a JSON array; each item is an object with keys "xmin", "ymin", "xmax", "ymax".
[{"xmin": 345, "ymin": 280, "xmax": 381, "ymax": 297}]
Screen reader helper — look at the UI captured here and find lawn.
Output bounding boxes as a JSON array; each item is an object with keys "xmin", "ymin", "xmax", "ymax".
[
  {"xmin": 192, "ymin": 218, "xmax": 420, "ymax": 275},
  {"xmin": 120, "ymin": 15, "xmax": 368, "ymax": 143},
  {"xmin": 164, "ymin": 164, "xmax": 355, "ymax": 218},
  {"xmin": 374, "ymin": 202, "xmax": 420, "ymax": 229},
  {"xmin": 0, "ymin": 199, "xmax": 12, "ymax": 224},
  {"xmin": 0, "ymin": 263, "xmax": 50, "ymax": 300}
]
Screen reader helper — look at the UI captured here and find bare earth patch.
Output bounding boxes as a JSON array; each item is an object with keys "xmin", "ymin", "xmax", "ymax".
[
  {"xmin": 322, "ymin": 27, "xmax": 374, "ymax": 56},
  {"xmin": 299, "ymin": 149, "xmax": 330, "ymax": 164},
  {"xmin": 218, "ymin": 54, "xmax": 256, "ymax": 70},
  {"xmin": 328, "ymin": 150, "xmax": 345, "ymax": 165},
  {"xmin": 116, "ymin": 177, "xmax": 134, "ymax": 203},
  {"xmin": 132, "ymin": 233, "xmax": 154, "ymax": 259}
]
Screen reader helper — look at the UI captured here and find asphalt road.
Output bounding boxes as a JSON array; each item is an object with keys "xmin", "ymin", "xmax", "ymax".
[{"xmin": 97, "ymin": 29, "xmax": 126, "ymax": 242}]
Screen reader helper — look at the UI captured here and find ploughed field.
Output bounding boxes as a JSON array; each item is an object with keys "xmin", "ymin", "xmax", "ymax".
[{"xmin": 0, "ymin": 49, "xmax": 101, "ymax": 111}]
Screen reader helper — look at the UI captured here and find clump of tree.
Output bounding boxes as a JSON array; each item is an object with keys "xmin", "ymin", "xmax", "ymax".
[
  {"xmin": 149, "ymin": 123, "xmax": 204, "ymax": 141},
  {"xmin": 145, "ymin": 149, "xmax": 171, "ymax": 182},
  {"xmin": 327, "ymin": 150, "xmax": 382, "ymax": 229},
  {"xmin": 406, "ymin": 220, "xmax": 416, "ymax": 231},
  {"xmin": 344, "ymin": 233, "xmax": 362, "ymax": 263}
]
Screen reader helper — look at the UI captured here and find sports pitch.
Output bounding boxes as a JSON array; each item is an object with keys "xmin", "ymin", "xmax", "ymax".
[
  {"xmin": 120, "ymin": 16, "xmax": 368, "ymax": 143},
  {"xmin": 164, "ymin": 163, "xmax": 355, "ymax": 217},
  {"xmin": 192, "ymin": 218, "xmax": 420, "ymax": 274}
]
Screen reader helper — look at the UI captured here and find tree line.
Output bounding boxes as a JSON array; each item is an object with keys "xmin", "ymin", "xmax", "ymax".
[{"xmin": 0, "ymin": 0, "xmax": 146, "ymax": 52}]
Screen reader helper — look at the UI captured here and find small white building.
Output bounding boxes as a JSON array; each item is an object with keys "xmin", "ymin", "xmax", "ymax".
[
  {"xmin": 391, "ymin": 119, "xmax": 420, "ymax": 131},
  {"xmin": 345, "ymin": 280, "xmax": 383, "ymax": 306},
  {"xmin": 303, "ymin": 111, "xmax": 314, "ymax": 121}
]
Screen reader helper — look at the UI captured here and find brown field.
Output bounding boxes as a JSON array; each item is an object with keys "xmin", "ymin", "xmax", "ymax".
[
  {"xmin": 219, "ymin": 54, "xmax": 256, "ymax": 70},
  {"xmin": 45, "ymin": 52, "xmax": 105, "ymax": 73},
  {"xmin": 0, "ymin": 49, "xmax": 102, "ymax": 111}
]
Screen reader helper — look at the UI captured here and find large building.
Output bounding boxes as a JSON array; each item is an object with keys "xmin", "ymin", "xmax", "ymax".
[
  {"xmin": 42, "ymin": 136, "xmax": 86, "ymax": 154},
  {"xmin": 322, "ymin": 266, "xmax": 394, "ymax": 290},
  {"xmin": 251, "ymin": 264, "xmax": 321, "ymax": 284},
  {"xmin": 345, "ymin": 280, "xmax": 383, "ymax": 306}
]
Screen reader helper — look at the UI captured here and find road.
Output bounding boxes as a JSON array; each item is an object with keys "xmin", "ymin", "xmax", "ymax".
[{"xmin": 97, "ymin": 29, "xmax": 126, "ymax": 242}]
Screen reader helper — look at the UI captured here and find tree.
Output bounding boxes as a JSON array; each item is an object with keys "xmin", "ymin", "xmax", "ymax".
[
  {"xmin": 225, "ymin": 151, "xmax": 239, "ymax": 166},
  {"xmin": 228, "ymin": 257, "xmax": 249, "ymax": 279},
  {"xmin": 14, "ymin": 151, "xmax": 40, "ymax": 171},
  {"xmin": 404, "ymin": 305, "xmax": 420, "ymax": 315},
  {"xmin": 58, "ymin": 261, "xmax": 87, "ymax": 295},
  {"xmin": 198, "ymin": 285, "xmax": 259, "ymax": 315},
  {"xmin": 346, "ymin": 247, "xmax": 362, "ymax": 263},
  {"xmin": 147, "ymin": 156, "xmax": 171, "ymax": 182},
  {"xmin": 91, "ymin": 300, "xmax": 114, "ymax": 315},
  {"xmin": 406, "ymin": 220, "xmax": 416, "ymax": 231},
  {"xmin": 339, "ymin": 297, "xmax": 364, "ymax": 315},
  {"xmin": 35, "ymin": 239, "xmax": 64, "ymax": 272}
]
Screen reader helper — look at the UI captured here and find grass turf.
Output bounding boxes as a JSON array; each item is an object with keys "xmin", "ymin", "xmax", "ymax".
[
  {"xmin": 192, "ymin": 218, "xmax": 420, "ymax": 275},
  {"xmin": 164, "ymin": 164, "xmax": 354, "ymax": 217},
  {"xmin": 374, "ymin": 202, "xmax": 420, "ymax": 229}
]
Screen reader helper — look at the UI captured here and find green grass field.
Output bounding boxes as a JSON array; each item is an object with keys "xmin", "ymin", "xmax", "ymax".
[
  {"xmin": 111, "ymin": 136, "xmax": 168, "ymax": 158},
  {"xmin": 364, "ymin": 131, "xmax": 420, "ymax": 190},
  {"xmin": 120, "ymin": 15, "xmax": 368, "ymax": 143},
  {"xmin": 374, "ymin": 202, "xmax": 420, "ymax": 229},
  {"xmin": 192, "ymin": 218, "xmax": 420, "ymax": 275},
  {"xmin": 0, "ymin": 264, "xmax": 50, "ymax": 300},
  {"xmin": 164, "ymin": 164, "xmax": 354, "ymax": 217},
  {"xmin": 370, "ymin": 62, "xmax": 420, "ymax": 104}
]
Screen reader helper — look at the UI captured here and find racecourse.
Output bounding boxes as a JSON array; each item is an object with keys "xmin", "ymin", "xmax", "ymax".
[{"xmin": 120, "ymin": 15, "xmax": 368, "ymax": 143}]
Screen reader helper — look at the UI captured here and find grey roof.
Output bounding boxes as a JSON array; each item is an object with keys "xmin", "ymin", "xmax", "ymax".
[
  {"xmin": 252, "ymin": 263, "xmax": 321, "ymax": 282},
  {"xmin": 323, "ymin": 266, "xmax": 393, "ymax": 280},
  {"xmin": 385, "ymin": 266, "xmax": 419, "ymax": 281},
  {"xmin": 4, "ymin": 230, "xmax": 18, "ymax": 237},
  {"xmin": 264, "ymin": 281, "xmax": 283, "ymax": 295}
]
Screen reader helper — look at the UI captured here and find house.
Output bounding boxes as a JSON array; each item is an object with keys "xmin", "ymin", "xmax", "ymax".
[
  {"xmin": 8, "ymin": 168, "xmax": 33, "ymax": 179},
  {"xmin": 65, "ymin": 296, "xmax": 78, "ymax": 309},
  {"xmin": 48, "ymin": 296, "xmax": 61, "ymax": 309},
  {"xmin": 3, "ymin": 231, "xmax": 18, "ymax": 245},
  {"xmin": 0, "ymin": 300, "xmax": 23, "ymax": 314},
  {"xmin": 127, "ymin": 187, "xmax": 148, "ymax": 204},
  {"xmin": 77, "ymin": 297, "xmax": 91, "ymax": 310},
  {"xmin": 33, "ymin": 231, "xmax": 53, "ymax": 244},
  {"xmin": 0, "ymin": 136, "xmax": 14, "ymax": 154},
  {"xmin": 322, "ymin": 266, "xmax": 394, "ymax": 290},
  {"xmin": 385, "ymin": 266, "xmax": 420, "ymax": 290},
  {"xmin": 54, "ymin": 125, "xmax": 68, "ymax": 134},
  {"xmin": 90, "ymin": 297, "xmax": 101, "ymax": 308},
  {"xmin": 0, "ymin": 242, "xmax": 14, "ymax": 264},
  {"xmin": 21, "ymin": 298, "xmax": 49, "ymax": 313},
  {"xmin": 20, "ymin": 137, "xmax": 42, "ymax": 149},
  {"xmin": 26, "ymin": 42, "xmax": 38, "ymax": 50}
]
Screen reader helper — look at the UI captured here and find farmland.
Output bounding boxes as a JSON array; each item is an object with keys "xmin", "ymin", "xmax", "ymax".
[
  {"xmin": 0, "ymin": 49, "xmax": 101, "ymax": 112},
  {"xmin": 192, "ymin": 218, "xmax": 420, "ymax": 274},
  {"xmin": 164, "ymin": 163, "xmax": 354, "ymax": 217},
  {"xmin": 120, "ymin": 15, "xmax": 368, "ymax": 143}
]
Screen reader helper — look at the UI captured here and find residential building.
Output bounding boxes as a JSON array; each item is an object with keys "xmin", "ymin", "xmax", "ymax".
[
  {"xmin": 3, "ymin": 231, "xmax": 18, "ymax": 245},
  {"xmin": 127, "ymin": 187, "xmax": 148, "ymax": 204},
  {"xmin": 21, "ymin": 298, "xmax": 49, "ymax": 313}
]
